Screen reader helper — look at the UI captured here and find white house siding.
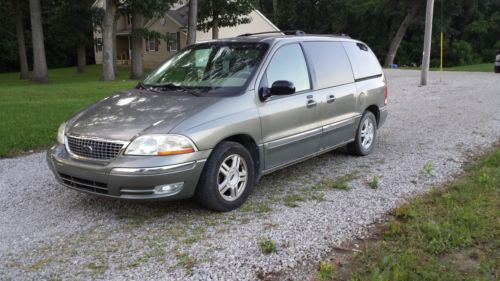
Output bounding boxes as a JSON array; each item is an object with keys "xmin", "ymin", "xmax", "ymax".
[{"xmin": 195, "ymin": 10, "xmax": 280, "ymax": 42}]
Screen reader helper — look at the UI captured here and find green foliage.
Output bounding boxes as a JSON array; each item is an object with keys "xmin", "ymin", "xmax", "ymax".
[
  {"xmin": 329, "ymin": 148, "xmax": 500, "ymax": 280},
  {"xmin": 258, "ymin": 236, "xmax": 277, "ymax": 254},
  {"xmin": 120, "ymin": 0, "xmax": 175, "ymax": 19},
  {"xmin": 318, "ymin": 261, "xmax": 336, "ymax": 281},
  {"xmin": 1, "ymin": 0, "xmax": 499, "ymax": 71},
  {"xmin": 314, "ymin": 173, "xmax": 359, "ymax": 191},
  {"xmin": 368, "ymin": 176, "xmax": 379, "ymax": 189},
  {"xmin": 421, "ymin": 161, "xmax": 433, "ymax": 177},
  {"xmin": 198, "ymin": 0, "xmax": 254, "ymax": 32},
  {"xmin": 283, "ymin": 194, "xmax": 305, "ymax": 208},
  {"xmin": 259, "ymin": 0, "xmax": 500, "ymax": 68}
]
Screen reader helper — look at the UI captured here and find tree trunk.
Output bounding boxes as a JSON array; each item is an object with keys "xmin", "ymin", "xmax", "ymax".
[
  {"xmin": 14, "ymin": 0, "xmax": 29, "ymax": 80},
  {"xmin": 29, "ymin": 0, "xmax": 49, "ymax": 83},
  {"xmin": 384, "ymin": 0, "xmax": 421, "ymax": 68},
  {"xmin": 212, "ymin": 11, "xmax": 219, "ymax": 39},
  {"xmin": 77, "ymin": 46, "xmax": 86, "ymax": 73},
  {"xmin": 187, "ymin": 0, "xmax": 198, "ymax": 45},
  {"xmin": 101, "ymin": 0, "xmax": 116, "ymax": 81},
  {"xmin": 272, "ymin": 0, "xmax": 278, "ymax": 22},
  {"xmin": 112, "ymin": 16, "xmax": 118, "ymax": 75},
  {"xmin": 130, "ymin": 12, "xmax": 143, "ymax": 79}
]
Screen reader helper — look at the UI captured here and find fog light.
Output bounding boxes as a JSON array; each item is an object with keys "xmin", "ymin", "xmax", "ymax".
[{"xmin": 154, "ymin": 182, "xmax": 184, "ymax": 195}]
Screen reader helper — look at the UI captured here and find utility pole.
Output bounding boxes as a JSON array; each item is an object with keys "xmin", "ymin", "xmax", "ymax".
[
  {"xmin": 187, "ymin": 0, "xmax": 198, "ymax": 45},
  {"xmin": 420, "ymin": 0, "xmax": 434, "ymax": 86}
]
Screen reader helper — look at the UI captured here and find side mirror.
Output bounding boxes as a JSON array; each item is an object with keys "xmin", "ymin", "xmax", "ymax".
[{"xmin": 260, "ymin": 80, "xmax": 296, "ymax": 101}]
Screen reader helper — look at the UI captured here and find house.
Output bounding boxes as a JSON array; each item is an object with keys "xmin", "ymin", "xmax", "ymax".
[{"xmin": 92, "ymin": 1, "xmax": 280, "ymax": 69}]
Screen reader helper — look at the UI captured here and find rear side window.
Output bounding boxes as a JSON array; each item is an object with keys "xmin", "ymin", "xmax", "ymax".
[
  {"xmin": 303, "ymin": 41, "xmax": 354, "ymax": 89},
  {"xmin": 342, "ymin": 42, "xmax": 382, "ymax": 80},
  {"xmin": 266, "ymin": 44, "xmax": 310, "ymax": 92}
]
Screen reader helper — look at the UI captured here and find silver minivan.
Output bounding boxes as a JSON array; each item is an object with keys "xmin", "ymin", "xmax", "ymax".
[{"xmin": 47, "ymin": 33, "xmax": 388, "ymax": 211}]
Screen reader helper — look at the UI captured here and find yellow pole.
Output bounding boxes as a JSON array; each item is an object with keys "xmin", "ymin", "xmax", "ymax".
[{"xmin": 440, "ymin": 32, "xmax": 443, "ymax": 82}]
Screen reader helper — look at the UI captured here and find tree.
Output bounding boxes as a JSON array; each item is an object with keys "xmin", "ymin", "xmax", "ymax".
[
  {"xmin": 29, "ymin": 0, "xmax": 49, "ymax": 83},
  {"xmin": 58, "ymin": 0, "xmax": 95, "ymax": 73},
  {"xmin": 187, "ymin": 0, "xmax": 198, "ymax": 45},
  {"xmin": 384, "ymin": 0, "xmax": 422, "ymax": 67},
  {"xmin": 101, "ymin": 0, "xmax": 117, "ymax": 81},
  {"xmin": 198, "ymin": 0, "xmax": 253, "ymax": 39},
  {"xmin": 122, "ymin": 0, "xmax": 175, "ymax": 79},
  {"xmin": 13, "ymin": 0, "xmax": 29, "ymax": 79}
]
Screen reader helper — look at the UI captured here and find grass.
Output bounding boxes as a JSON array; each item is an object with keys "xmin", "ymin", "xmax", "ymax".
[
  {"xmin": 322, "ymin": 147, "xmax": 500, "ymax": 280},
  {"xmin": 318, "ymin": 261, "xmax": 336, "ymax": 281},
  {"xmin": 314, "ymin": 172, "xmax": 360, "ymax": 191},
  {"xmin": 0, "ymin": 65, "xmax": 138, "ymax": 157},
  {"xmin": 368, "ymin": 176, "xmax": 379, "ymax": 189},
  {"xmin": 397, "ymin": 63, "xmax": 494, "ymax": 72},
  {"xmin": 284, "ymin": 194, "xmax": 306, "ymax": 208},
  {"xmin": 421, "ymin": 161, "xmax": 434, "ymax": 177},
  {"xmin": 443, "ymin": 63, "xmax": 495, "ymax": 72},
  {"xmin": 258, "ymin": 236, "xmax": 277, "ymax": 254}
]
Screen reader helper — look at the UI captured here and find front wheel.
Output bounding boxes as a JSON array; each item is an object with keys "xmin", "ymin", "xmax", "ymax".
[
  {"xmin": 348, "ymin": 111, "xmax": 377, "ymax": 156},
  {"xmin": 195, "ymin": 142, "xmax": 255, "ymax": 212}
]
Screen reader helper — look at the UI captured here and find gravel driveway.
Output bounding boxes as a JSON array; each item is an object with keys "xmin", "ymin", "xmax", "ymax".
[{"xmin": 1, "ymin": 70, "xmax": 499, "ymax": 281}]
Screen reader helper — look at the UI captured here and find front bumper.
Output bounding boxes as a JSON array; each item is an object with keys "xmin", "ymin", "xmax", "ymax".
[{"xmin": 46, "ymin": 144, "xmax": 210, "ymax": 201}]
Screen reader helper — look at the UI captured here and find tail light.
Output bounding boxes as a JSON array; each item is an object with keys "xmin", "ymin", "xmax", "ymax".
[{"xmin": 384, "ymin": 78, "xmax": 388, "ymax": 105}]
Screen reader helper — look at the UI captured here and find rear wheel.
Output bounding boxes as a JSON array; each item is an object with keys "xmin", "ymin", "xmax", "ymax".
[
  {"xmin": 348, "ymin": 111, "xmax": 377, "ymax": 156},
  {"xmin": 195, "ymin": 141, "xmax": 255, "ymax": 212}
]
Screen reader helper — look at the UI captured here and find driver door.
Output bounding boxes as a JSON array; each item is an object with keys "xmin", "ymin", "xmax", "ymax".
[{"xmin": 258, "ymin": 43, "xmax": 323, "ymax": 171}]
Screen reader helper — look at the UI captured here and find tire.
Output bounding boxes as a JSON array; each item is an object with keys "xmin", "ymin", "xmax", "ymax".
[
  {"xmin": 495, "ymin": 65, "xmax": 500, "ymax": 73},
  {"xmin": 195, "ymin": 141, "xmax": 255, "ymax": 212},
  {"xmin": 348, "ymin": 111, "xmax": 377, "ymax": 156}
]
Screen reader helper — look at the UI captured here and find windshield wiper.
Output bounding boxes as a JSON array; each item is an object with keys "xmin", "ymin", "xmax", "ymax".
[
  {"xmin": 138, "ymin": 81, "xmax": 161, "ymax": 93},
  {"xmin": 156, "ymin": 83, "xmax": 202, "ymax": 97}
]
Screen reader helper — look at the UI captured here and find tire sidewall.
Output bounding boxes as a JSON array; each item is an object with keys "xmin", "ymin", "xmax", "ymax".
[{"xmin": 355, "ymin": 112, "xmax": 377, "ymax": 155}]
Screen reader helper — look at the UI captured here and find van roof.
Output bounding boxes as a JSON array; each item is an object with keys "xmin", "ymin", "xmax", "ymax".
[{"xmin": 196, "ymin": 31, "xmax": 362, "ymax": 45}]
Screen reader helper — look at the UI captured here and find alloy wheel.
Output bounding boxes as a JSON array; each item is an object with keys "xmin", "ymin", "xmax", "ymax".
[{"xmin": 217, "ymin": 154, "xmax": 248, "ymax": 201}]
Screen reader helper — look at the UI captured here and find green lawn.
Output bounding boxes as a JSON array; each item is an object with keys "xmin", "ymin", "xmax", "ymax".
[
  {"xmin": 0, "ymin": 65, "xmax": 137, "ymax": 157},
  {"xmin": 398, "ymin": 63, "xmax": 494, "ymax": 72},
  {"xmin": 318, "ymin": 147, "xmax": 500, "ymax": 281},
  {"xmin": 443, "ymin": 63, "xmax": 495, "ymax": 72}
]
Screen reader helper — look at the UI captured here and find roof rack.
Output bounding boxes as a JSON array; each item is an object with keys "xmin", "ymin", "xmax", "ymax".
[
  {"xmin": 238, "ymin": 30, "xmax": 307, "ymax": 37},
  {"xmin": 238, "ymin": 31, "xmax": 351, "ymax": 39}
]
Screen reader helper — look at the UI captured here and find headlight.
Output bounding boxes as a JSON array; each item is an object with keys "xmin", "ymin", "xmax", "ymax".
[
  {"xmin": 57, "ymin": 122, "xmax": 66, "ymax": 144},
  {"xmin": 125, "ymin": 134, "xmax": 197, "ymax": 156}
]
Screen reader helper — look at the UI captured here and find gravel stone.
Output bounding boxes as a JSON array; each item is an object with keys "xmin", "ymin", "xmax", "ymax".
[{"xmin": 1, "ymin": 70, "xmax": 499, "ymax": 280}]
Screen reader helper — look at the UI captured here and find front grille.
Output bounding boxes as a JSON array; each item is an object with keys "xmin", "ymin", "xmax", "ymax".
[
  {"xmin": 66, "ymin": 136, "xmax": 124, "ymax": 160},
  {"xmin": 59, "ymin": 173, "xmax": 108, "ymax": 194}
]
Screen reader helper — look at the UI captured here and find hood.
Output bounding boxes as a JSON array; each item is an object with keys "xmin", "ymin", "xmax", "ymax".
[{"xmin": 66, "ymin": 89, "xmax": 219, "ymax": 141}]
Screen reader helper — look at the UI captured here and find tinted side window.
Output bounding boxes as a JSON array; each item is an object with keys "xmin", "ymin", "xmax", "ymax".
[
  {"xmin": 342, "ymin": 42, "xmax": 382, "ymax": 80},
  {"xmin": 266, "ymin": 44, "xmax": 310, "ymax": 92},
  {"xmin": 303, "ymin": 42, "xmax": 354, "ymax": 89}
]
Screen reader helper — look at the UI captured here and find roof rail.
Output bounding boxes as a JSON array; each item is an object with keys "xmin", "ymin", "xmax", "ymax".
[{"xmin": 238, "ymin": 30, "xmax": 307, "ymax": 37}]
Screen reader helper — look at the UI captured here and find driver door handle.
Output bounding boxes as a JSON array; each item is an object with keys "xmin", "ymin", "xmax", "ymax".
[
  {"xmin": 327, "ymin": 94, "xmax": 336, "ymax": 103},
  {"xmin": 306, "ymin": 97, "xmax": 317, "ymax": 107}
]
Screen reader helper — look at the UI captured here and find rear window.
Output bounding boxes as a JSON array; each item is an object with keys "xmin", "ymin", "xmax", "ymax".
[
  {"xmin": 303, "ymin": 41, "xmax": 354, "ymax": 89},
  {"xmin": 342, "ymin": 42, "xmax": 382, "ymax": 80}
]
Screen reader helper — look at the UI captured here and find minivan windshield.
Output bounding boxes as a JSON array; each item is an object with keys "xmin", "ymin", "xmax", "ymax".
[{"xmin": 142, "ymin": 42, "xmax": 269, "ymax": 96}]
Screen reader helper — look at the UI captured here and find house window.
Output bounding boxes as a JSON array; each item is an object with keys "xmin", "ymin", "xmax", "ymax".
[
  {"xmin": 95, "ymin": 38, "xmax": 103, "ymax": 52},
  {"xmin": 167, "ymin": 32, "xmax": 180, "ymax": 52},
  {"xmin": 127, "ymin": 14, "xmax": 132, "ymax": 26},
  {"xmin": 146, "ymin": 38, "xmax": 159, "ymax": 52}
]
